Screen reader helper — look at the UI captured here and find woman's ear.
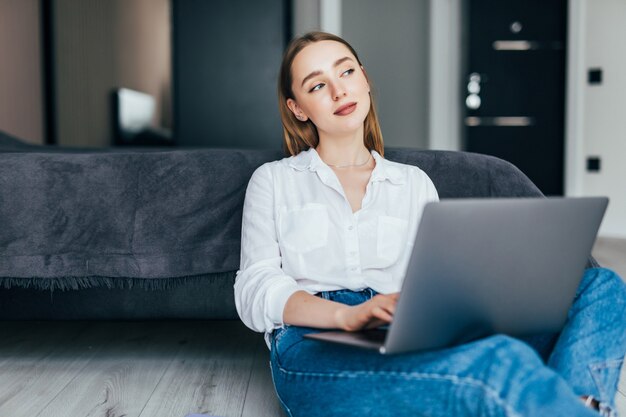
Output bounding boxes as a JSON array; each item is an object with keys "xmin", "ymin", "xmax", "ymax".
[{"xmin": 287, "ymin": 98, "xmax": 308, "ymax": 122}]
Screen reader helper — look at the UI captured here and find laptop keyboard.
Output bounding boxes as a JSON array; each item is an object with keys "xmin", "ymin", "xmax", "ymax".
[{"xmin": 358, "ymin": 328, "xmax": 388, "ymax": 342}]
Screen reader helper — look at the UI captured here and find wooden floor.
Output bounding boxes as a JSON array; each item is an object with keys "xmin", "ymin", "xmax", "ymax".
[
  {"xmin": 593, "ymin": 236, "xmax": 626, "ymax": 279},
  {"xmin": 0, "ymin": 320, "xmax": 285, "ymax": 417},
  {"xmin": 0, "ymin": 237, "xmax": 623, "ymax": 417}
]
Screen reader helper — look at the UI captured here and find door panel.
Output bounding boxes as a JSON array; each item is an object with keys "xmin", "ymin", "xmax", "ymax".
[
  {"xmin": 464, "ymin": 0, "xmax": 567, "ymax": 196},
  {"xmin": 173, "ymin": 0, "xmax": 289, "ymax": 149}
]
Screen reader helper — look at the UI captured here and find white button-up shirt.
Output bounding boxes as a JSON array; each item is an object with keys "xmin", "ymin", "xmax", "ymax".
[{"xmin": 234, "ymin": 147, "xmax": 439, "ymax": 350}]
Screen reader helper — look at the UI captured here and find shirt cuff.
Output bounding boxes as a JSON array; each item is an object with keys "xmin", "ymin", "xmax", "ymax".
[{"xmin": 265, "ymin": 280, "xmax": 305, "ymax": 330}]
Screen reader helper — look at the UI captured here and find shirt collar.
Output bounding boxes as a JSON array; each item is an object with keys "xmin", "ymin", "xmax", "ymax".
[{"xmin": 287, "ymin": 147, "xmax": 405, "ymax": 185}]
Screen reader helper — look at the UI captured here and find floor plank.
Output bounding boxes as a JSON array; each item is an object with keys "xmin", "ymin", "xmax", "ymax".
[
  {"xmin": 593, "ymin": 237, "xmax": 626, "ymax": 279},
  {"xmin": 137, "ymin": 321, "xmax": 263, "ymax": 417},
  {"xmin": 0, "ymin": 322, "xmax": 95, "ymax": 415},
  {"xmin": 0, "ymin": 321, "xmax": 283, "ymax": 417},
  {"xmin": 241, "ymin": 340, "xmax": 286, "ymax": 417},
  {"xmin": 36, "ymin": 321, "xmax": 186, "ymax": 417},
  {"xmin": 618, "ymin": 378, "xmax": 626, "ymax": 417}
]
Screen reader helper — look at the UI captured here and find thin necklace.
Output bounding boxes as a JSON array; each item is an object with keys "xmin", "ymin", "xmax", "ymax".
[{"xmin": 325, "ymin": 153, "xmax": 372, "ymax": 169}]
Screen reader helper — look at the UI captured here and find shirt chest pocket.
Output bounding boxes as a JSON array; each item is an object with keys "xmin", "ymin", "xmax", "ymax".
[
  {"xmin": 278, "ymin": 203, "xmax": 329, "ymax": 253},
  {"xmin": 377, "ymin": 215, "xmax": 409, "ymax": 263}
]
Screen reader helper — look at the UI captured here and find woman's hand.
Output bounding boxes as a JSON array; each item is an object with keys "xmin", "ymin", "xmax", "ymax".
[{"xmin": 334, "ymin": 293, "xmax": 400, "ymax": 331}]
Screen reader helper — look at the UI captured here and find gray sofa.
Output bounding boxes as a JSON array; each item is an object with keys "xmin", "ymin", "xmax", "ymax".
[{"xmin": 0, "ymin": 130, "xmax": 596, "ymax": 319}]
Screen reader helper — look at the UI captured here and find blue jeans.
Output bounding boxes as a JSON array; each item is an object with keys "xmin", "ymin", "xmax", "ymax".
[{"xmin": 269, "ymin": 268, "xmax": 626, "ymax": 416}]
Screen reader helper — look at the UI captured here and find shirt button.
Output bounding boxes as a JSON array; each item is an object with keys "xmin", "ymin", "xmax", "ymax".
[
  {"xmin": 350, "ymin": 251, "xmax": 357, "ymax": 256},
  {"xmin": 351, "ymin": 267, "xmax": 357, "ymax": 271},
  {"xmin": 347, "ymin": 225, "xmax": 354, "ymax": 230}
]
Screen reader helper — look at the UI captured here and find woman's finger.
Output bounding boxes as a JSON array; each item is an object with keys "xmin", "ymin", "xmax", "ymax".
[
  {"xmin": 372, "ymin": 306, "xmax": 393, "ymax": 322},
  {"xmin": 377, "ymin": 297, "xmax": 397, "ymax": 315},
  {"xmin": 375, "ymin": 301, "xmax": 395, "ymax": 316}
]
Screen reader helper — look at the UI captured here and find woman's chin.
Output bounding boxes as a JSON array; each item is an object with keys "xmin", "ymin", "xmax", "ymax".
[
  {"xmin": 316, "ymin": 112, "xmax": 368, "ymax": 138},
  {"xmin": 335, "ymin": 116, "xmax": 368, "ymax": 132}
]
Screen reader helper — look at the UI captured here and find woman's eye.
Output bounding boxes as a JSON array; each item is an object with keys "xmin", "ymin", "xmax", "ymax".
[
  {"xmin": 309, "ymin": 83, "xmax": 324, "ymax": 93},
  {"xmin": 342, "ymin": 68, "xmax": 354, "ymax": 76}
]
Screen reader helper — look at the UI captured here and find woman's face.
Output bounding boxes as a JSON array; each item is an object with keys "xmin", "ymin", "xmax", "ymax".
[{"xmin": 287, "ymin": 40, "xmax": 371, "ymax": 139}]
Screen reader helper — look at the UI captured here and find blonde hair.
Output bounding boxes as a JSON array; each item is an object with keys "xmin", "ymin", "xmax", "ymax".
[{"xmin": 278, "ymin": 32, "xmax": 384, "ymax": 157}]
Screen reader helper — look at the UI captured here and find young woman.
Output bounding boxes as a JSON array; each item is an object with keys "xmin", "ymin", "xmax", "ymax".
[{"xmin": 234, "ymin": 31, "xmax": 626, "ymax": 417}]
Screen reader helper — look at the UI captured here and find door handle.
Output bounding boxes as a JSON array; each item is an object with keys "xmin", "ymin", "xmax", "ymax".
[
  {"xmin": 492, "ymin": 40, "xmax": 564, "ymax": 51},
  {"xmin": 465, "ymin": 117, "xmax": 534, "ymax": 127},
  {"xmin": 492, "ymin": 40, "xmax": 537, "ymax": 51}
]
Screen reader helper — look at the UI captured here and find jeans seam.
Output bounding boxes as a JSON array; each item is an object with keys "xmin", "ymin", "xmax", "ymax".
[
  {"xmin": 274, "ymin": 325, "xmax": 290, "ymax": 344},
  {"xmin": 588, "ymin": 358, "xmax": 624, "ymax": 408},
  {"xmin": 279, "ymin": 339, "xmax": 307, "ymax": 361},
  {"xmin": 589, "ymin": 358, "xmax": 624, "ymax": 371},
  {"xmin": 276, "ymin": 366, "xmax": 522, "ymax": 417},
  {"xmin": 270, "ymin": 359, "xmax": 294, "ymax": 416}
]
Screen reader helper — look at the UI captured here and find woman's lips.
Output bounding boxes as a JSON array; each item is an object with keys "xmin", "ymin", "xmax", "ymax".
[{"xmin": 334, "ymin": 102, "xmax": 357, "ymax": 116}]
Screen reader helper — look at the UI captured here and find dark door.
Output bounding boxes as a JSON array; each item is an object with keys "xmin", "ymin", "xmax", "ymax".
[
  {"xmin": 463, "ymin": 0, "xmax": 567, "ymax": 195},
  {"xmin": 173, "ymin": 0, "xmax": 290, "ymax": 149}
]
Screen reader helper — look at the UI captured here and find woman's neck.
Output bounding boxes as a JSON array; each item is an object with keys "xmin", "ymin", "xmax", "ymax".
[{"xmin": 315, "ymin": 126, "xmax": 371, "ymax": 167}]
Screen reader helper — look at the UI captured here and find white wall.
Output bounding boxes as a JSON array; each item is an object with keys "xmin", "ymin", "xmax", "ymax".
[
  {"xmin": 292, "ymin": 0, "xmax": 320, "ymax": 36},
  {"xmin": 428, "ymin": 0, "xmax": 462, "ymax": 151},
  {"xmin": 566, "ymin": 0, "xmax": 626, "ymax": 238},
  {"xmin": 342, "ymin": 0, "xmax": 430, "ymax": 149}
]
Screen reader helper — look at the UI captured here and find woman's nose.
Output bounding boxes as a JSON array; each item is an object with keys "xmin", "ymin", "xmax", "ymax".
[{"xmin": 330, "ymin": 82, "xmax": 347, "ymax": 101}]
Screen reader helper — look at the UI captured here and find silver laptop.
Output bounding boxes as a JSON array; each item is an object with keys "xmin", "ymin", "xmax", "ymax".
[{"xmin": 303, "ymin": 197, "xmax": 608, "ymax": 355}]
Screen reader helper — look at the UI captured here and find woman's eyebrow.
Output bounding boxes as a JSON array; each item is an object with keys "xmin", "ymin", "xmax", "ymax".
[{"xmin": 300, "ymin": 56, "xmax": 355, "ymax": 87}]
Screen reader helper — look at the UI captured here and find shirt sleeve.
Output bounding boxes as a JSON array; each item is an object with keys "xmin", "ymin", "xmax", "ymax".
[
  {"xmin": 413, "ymin": 165, "xmax": 440, "ymax": 204},
  {"xmin": 425, "ymin": 171, "xmax": 440, "ymax": 203},
  {"xmin": 234, "ymin": 163, "xmax": 304, "ymax": 333}
]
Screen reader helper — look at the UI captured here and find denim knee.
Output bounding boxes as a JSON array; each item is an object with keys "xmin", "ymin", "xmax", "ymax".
[
  {"xmin": 468, "ymin": 334, "xmax": 546, "ymax": 379},
  {"xmin": 459, "ymin": 335, "xmax": 580, "ymax": 416},
  {"xmin": 576, "ymin": 268, "xmax": 626, "ymax": 301}
]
